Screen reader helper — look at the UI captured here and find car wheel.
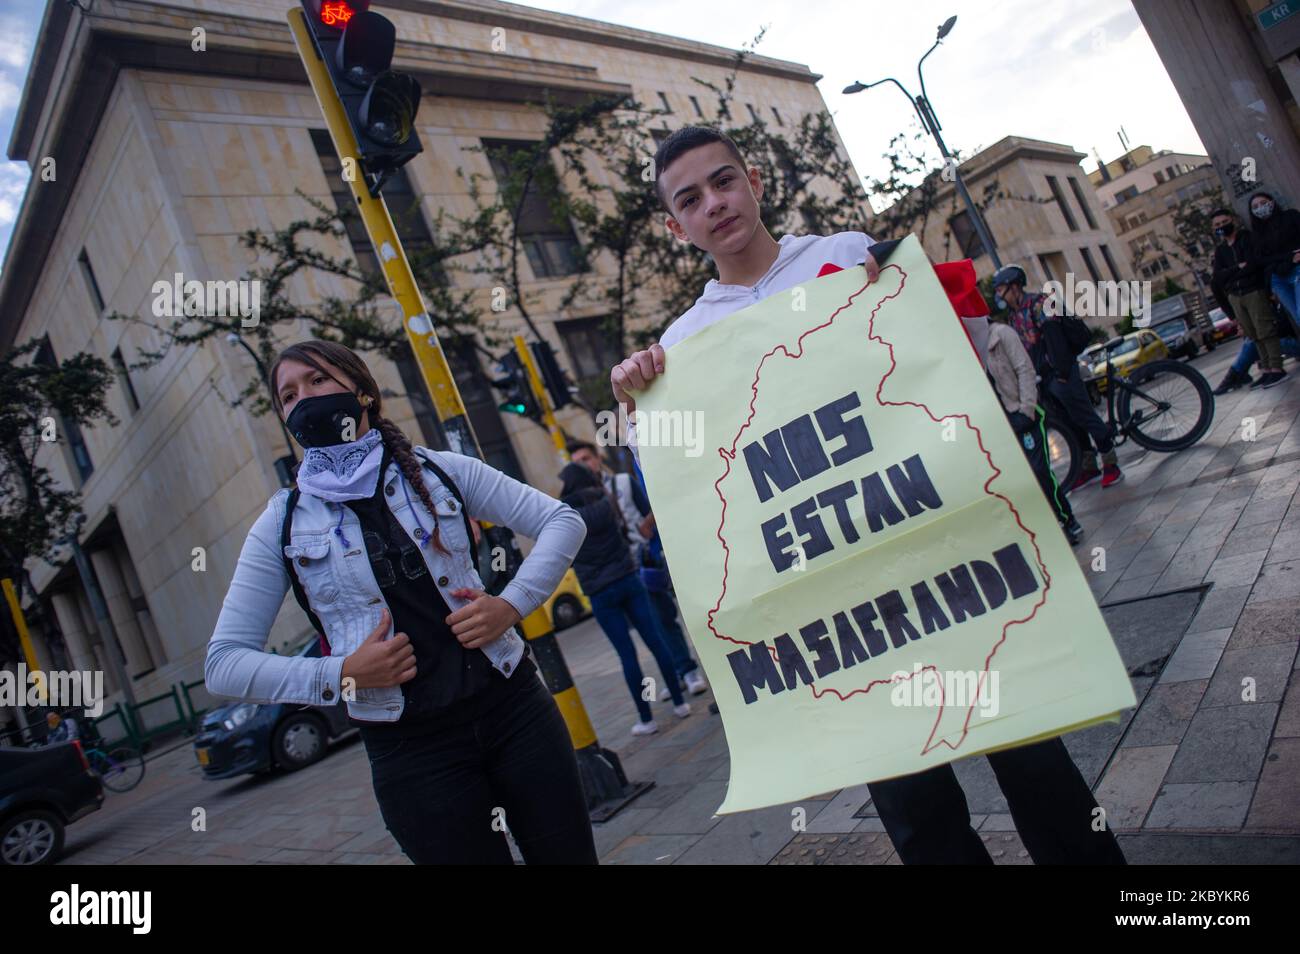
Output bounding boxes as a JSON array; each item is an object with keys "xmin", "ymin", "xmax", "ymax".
[
  {"xmin": 551, "ymin": 595, "xmax": 583, "ymax": 630},
  {"xmin": 0, "ymin": 810, "xmax": 65, "ymax": 865},
  {"xmin": 272, "ymin": 713, "xmax": 328, "ymax": 772}
]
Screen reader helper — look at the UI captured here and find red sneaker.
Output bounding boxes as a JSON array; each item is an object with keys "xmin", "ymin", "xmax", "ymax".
[
  {"xmin": 1101, "ymin": 464, "xmax": 1123, "ymax": 488},
  {"xmin": 1070, "ymin": 467, "xmax": 1101, "ymax": 492}
]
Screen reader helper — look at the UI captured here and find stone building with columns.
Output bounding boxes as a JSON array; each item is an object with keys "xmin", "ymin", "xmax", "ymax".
[
  {"xmin": 886, "ymin": 135, "xmax": 1137, "ymax": 334},
  {"xmin": 0, "ymin": 0, "xmax": 868, "ymax": 737}
]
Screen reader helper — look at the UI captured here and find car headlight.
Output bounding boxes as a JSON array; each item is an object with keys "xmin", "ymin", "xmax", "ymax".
[{"xmin": 223, "ymin": 703, "xmax": 260, "ymax": 731}]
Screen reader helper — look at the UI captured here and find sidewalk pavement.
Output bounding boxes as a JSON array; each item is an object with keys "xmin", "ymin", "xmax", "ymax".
[{"xmin": 57, "ymin": 345, "xmax": 1299, "ymax": 864}]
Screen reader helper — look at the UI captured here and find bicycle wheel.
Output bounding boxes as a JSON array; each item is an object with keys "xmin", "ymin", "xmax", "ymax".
[
  {"xmin": 1042, "ymin": 410, "xmax": 1082, "ymax": 492},
  {"xmin": 1117, "ymin": 359, "xmax": 1214, "ymax": 452},
  {"xmin": 95, "ymin": 747, "xmax": 145, "ymax": 792}
]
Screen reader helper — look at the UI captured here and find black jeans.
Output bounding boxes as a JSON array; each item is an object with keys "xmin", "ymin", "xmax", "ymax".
[
  {"xmin": 866, "ymin": 738, "xmax": 1126, "ymax": 865},
  {"xmin": 1047, "ymin": 364, "xmax": 1114, "ymax": 458},
  {"xmin": 364, "ymin": 672, "xmax": 598, "ymax": 864}
]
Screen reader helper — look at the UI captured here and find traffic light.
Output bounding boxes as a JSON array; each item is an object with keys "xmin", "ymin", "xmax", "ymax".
[
  {"xmin": 490, "ymin": 352, "xmax": 541, "ymax": 422},
  {"xmin": 299, "ymin": 0, "xmax": 422, "ymax": 195},
  {"xmin": 529, "ymin": 340, "xmax": 575, "ymax": 411}
]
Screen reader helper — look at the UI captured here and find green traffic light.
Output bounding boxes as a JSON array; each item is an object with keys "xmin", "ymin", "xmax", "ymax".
[{"xmin": 499, "ymin": 401, "xmax": 528, "ymax": 415}]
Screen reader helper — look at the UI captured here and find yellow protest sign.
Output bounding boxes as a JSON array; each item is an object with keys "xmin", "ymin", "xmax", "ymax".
[{"xmin": 634, "ymin": 236, "xmax": 1136, "ymax": 814}]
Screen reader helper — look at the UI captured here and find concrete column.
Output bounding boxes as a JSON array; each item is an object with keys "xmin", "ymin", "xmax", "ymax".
[
  {"xmin": 50, "ymin": 592, "xmax": 97, "ymax": 676},
  {"xmin": 1134, "ymin": 0, "xmax": 1300, "ymax": 210},
  {"xmin": 73, "ymin": 588, "xmax": 118, "ymax": 697},
  {"xmin": 113, "ymin": 542, "xmax": 166, "ymax": 667},
  {"xmin": 89, "ymin": 548, "xmax": 154, "ymax": 679}
]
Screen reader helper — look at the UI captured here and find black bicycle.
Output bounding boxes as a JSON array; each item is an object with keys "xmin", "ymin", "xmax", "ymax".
[{"xmin": 1042, "ymin": 337, "xmax": 1215, "ymax": 490}]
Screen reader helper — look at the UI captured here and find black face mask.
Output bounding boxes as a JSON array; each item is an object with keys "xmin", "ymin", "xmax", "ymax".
[
  {"xmin": 1214, "ymin": 224, "xmax": 1234, "ymax": 239},
  {"xmin": 285, "ymin": 391, "xmax": 366, "ymax": 448}
]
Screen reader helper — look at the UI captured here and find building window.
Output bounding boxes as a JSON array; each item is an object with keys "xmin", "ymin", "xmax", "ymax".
[
  {"xmin": 446, "ymin": 339, "xmax": 523, "ymax": 481},
  {"xmin": 311, "ymin": 129, "xmax": 444, "ymax": 447},
  {"xmin": 1079, "ymin": 247, "xmax": 1103, "ymax": 283},
  {"xmin": 947, "ymin": 210, "xmax": 986, "ymax": 259},
  {"xmin": 717, "ymin": 97, "xmax": 730, "ymax": 120},
  {"xmin": 1045, "ymin": 175, "xmax": 1079, "ymax": 231},
  {"xmin": 312, "ymin": 128, "xmax": 380, "ymax": 275},
  {"xmin": 1114, "ymin": 184, "xmax": 1139, "ymax": 205},
  {"xmin": 34, "ymin": 336, "xmax": 94, "ymax": 484},
  {"xmin": 1154, "ymin": 170, "xmax": 1165, "ymax": 185},
  {"xmin": 771, "ymin": 105, "xmax": 784, "ymax": 126},
  {"xmin": 657, "ymin": 91, "xmax": 672, "ymax": 113},
  {"xmin": 78, "ymin": 248, "xmax": 105, "ymax": 312},
  {"xmin": 1067, "ymin": 177, "xmax": 1099, "ymax": 229},
  {"xmin": 112, "ymin": 347, "xmax": 140, "ymax": 413},
  {"xmin": 558, "ymin": 316, "xmax": 623, "ymax": 382},
  {"xmin": 650, "ymin": 127, "xmax": 670, "ymax": 146},
  {"xmin": 1098, "ymin": 244, "xmax": 1122, "ymax": 281},
  {"xmin": 1037, "ymin": 253, "xmax": 1062, "ymax": 284},
  {"xmin": 689, "ymin": 95, "xmax": 703, "ymax": 118},
  {"xmin": 482, "ymin": 139, "xmax": 583, "ymax": 280},
  {"xmin": 746, "ymin": 103, "xmax": 760, "ymax": 123}
]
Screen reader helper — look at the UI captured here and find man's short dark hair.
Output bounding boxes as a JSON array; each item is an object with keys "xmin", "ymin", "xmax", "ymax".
[
  {"xmin": 653, "ymin": 125, "xmax": 748, "ymax": 211},
  {"xmin": 566, "ymin": 440, "xmax": 599, "ymax": 457},
  {"xmin": 1210, "ymin": 208, "xmax": 1235, "ymax": 220}
]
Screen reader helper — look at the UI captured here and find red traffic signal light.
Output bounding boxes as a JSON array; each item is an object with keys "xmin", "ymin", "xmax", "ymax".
[
  {"xmin": 299, "ymin": 0, "xmax": 423, "ymax": 194},
  {"xmin": 309, "ymin": 0, "xmax": 370, "ymax": 31}
]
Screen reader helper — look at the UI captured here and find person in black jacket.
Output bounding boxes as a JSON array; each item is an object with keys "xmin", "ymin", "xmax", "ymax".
[
  {"xmin": 558, "ymin": 461, "xmax": 689, "ymax": 734},
  {"xmin": 1211, "ymin": 208, "xmax": 1286, "ymax": 388},
  {"xmin": 1249, "ymin": 190, "xmax": 1300, "ymax": 341},
  {"xmin": 995, "ymin": 264, "xmax": 1122, "ymax": 490}
]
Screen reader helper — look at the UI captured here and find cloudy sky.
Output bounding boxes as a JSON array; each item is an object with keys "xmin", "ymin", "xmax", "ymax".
[{"xmin": 0, "ymin": 0, "xmax": 1202, "ymax": 269}]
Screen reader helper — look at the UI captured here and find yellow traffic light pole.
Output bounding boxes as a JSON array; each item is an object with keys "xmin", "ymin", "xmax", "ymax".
[
  {"xmin": 289, "ymin": 11, "xmax": 644, "ymax": 793},
  {"xmin": 513, "ymin": 335, "xmax": 569, "ymax": 461},
  {"xmin": 3, "ymin": 577, "xmax": 46, "ymax": 702},
  {"xmin": 288, "ymin": 7, "xmax": 475, "ymax": 458}
]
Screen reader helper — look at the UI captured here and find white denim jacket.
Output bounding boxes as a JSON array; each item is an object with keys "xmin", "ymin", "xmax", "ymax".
[{"xmin": 205, "ymin": 446, "xmax": 586, "ymax": 722}]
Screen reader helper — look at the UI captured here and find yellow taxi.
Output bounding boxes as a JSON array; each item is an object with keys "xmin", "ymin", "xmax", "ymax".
[
  {"xmin": 543, "ymin": 567, "xmax": 591, "ymax": 631},
  {"xmin": 1089, "ymin": 329, "xmax": 1169, "ymax": 393}
]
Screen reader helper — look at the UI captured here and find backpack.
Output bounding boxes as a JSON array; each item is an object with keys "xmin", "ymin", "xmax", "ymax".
[
  {"xmin": 1058, "ymin": 314, "xmax": 1094, "ymax": 357},
  {"xmin": 280, "ymin": 450, "xmax": 478, "ymax": 654}
]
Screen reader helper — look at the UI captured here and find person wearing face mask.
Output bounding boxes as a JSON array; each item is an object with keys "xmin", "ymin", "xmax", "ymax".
[
  {"xmin": 1211, "ymin": 208, "xmax": 1287, "ymax": 389},
  {"xmin": 206, "ymin": 339, "xmax": 597, "ymax": 864},
  {"xmin": 1249, "ymin": 190, "xmax": 1300, "ymax": 341}
]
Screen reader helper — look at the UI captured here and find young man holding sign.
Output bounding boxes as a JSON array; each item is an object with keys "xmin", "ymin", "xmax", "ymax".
[{"xmin": 610, "ymin": 126, "xmax": 1124, "ymax": 865}]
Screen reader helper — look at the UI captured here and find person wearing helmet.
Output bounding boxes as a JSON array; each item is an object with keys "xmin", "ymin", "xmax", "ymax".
[{"xmin": 994, "ymin": 264, "xmax": 1122, "ymax": 490}]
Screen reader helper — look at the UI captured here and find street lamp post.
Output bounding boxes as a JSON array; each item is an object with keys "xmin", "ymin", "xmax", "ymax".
[
  {"xmin": 845, "ymin": 15, "xmax": 1003, "ymax": 270},
  {"xmin": 226, "ymin": 333, "xmax": 299, "ymax": 487}
]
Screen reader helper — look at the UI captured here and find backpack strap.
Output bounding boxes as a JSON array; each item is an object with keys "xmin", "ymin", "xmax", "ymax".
[
  {"xmin": 412, "ymin": 448, "xmax": 481, "ymax": 577},
  {"xmin": 280, "ymin": 489, "xmax": 329, "ymax": 652}
]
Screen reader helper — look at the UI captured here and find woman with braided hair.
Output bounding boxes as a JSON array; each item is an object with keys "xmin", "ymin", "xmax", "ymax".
[{"xmin": 206, "ymin": 339, "xmax": 595, "ymax": 864}]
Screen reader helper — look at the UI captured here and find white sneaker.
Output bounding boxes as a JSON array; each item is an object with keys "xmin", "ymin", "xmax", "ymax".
[
  {"xmin": 658, "ymin": 681, "xmax": 685, "ymax": 701},
  {"xmin": 631, "ymin": 719, "xmax": 658, "ymax": 736},
  {"xmin": 673, "ymin": 702, "xmax": 692, "ymax": 718},
  {"xmin": 684, "ymin": 670, "xmax": 709, "ymax": 695}
]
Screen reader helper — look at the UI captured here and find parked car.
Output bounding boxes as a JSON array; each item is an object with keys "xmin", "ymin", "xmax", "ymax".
[
  {"xmin": 545, "ymin": 567, "xmax": 591, "ymax": 631},
  {"xmin": 1151, "ymin": 314, "xmax": 1214, "ymax": 358},
  {"xmin": 194, "ymin": 636, "xmax": 354, "ymax": 780},
  {"xmin": 1079, "ymin": 344, "xmax": 1106, "ymax": 404},
  {"xmin": 1089, "ymin": 330, "xmax": 1170, "ymax": 393},
  {"xmin": 1210, "ymin": 307, "xmax": 1239, "ymax": 342},
  {"xmin": 0, "ymin": 740, "xmax": 103, "ymax": 864}
]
